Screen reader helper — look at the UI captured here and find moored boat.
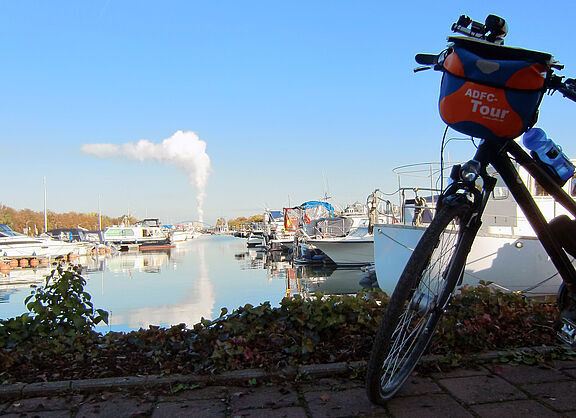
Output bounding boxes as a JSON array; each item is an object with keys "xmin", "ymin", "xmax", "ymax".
[
  {"xmin": 373, "ymin": 162, "xmax": 576, "ymax": 296},
  {"xmin": 104, "ymin": 218, "xmax": 171, "ymax": 248},
  {"xmin": 0, "ymin": 224, "xmax": 78, "ymax": 259}
]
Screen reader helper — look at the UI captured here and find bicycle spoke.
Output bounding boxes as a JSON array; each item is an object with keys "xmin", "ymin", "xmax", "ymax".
[{"xmin": 366, "ymin": 202, "xmax": 472, "ymax": 404}]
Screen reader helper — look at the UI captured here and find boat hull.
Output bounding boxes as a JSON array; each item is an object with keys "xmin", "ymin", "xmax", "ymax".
[
  {"xmin": 307, "ymin": 237, "xmax": 374, "ymax": 266},
  {"xmin": 0, "ymin": 238, "xmax": 78, "ymax": 258},
  {"xmin": 373, "ymin": 224, "xmax": 563, "ymax": 296}
]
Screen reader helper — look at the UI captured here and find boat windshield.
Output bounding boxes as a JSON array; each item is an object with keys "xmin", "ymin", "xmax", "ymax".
[{"xmin": 0, "ymin": 224, "xmax": 22, "ymax": 237}]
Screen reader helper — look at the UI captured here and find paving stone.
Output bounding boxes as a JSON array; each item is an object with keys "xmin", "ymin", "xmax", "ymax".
[
  {"xmin": 487, "ymin": 364, "xmax": 570, "ymax": 384},
  {"xmin": 430, "ymin": 365, "xmax": 490, "ymax": 379},
  {"xmin": 552, "ymin": 359, "xmax": 576, "ymax": 369},
  {"xmin": 522, "ymin": 380, "xmax": 576, "ymax": 412},
  {"xmin": 229, "ymin": 385, "xmax": 299, "ymax": 411},
  {"xmin": 303, "ymin": 387, "xmax": 387, "ymax": 417},
  {"xmin": 0, "ymin": 410, "xmax": 72, "ymax": 417},
  {"xmin": 297, "ymin": 377, "xmax": 363, "ymax": 393},
  {"xmin": 3, "ymin": 395, "xmax": 81, "ymax": 413},
  {"xmin": 230, "ymin": 406, "xmax": 308, "ymax": 417},
  {"xmin": 438, "ymin": 374, "xmax": 527, "ymax": 404},
  {"xmin": 387, "ymin": 393, "xmax": 473, "ymax": 418},
  {"xmin": 156, "ymin": 385, "xmax": 227, "ymax": 402},
  {"xmin": 562, "ymin": 368, "xmax": 576, "ymax": 379},
  {"xmin": 152, "ymin": 399, "xmax": 227, "ymax": 417},
  {"xmin": 470, "ymin": 400, "xmax": 562, "ymax": 417},
  {"xmin": 75, "ymin": 394, "xmax": 154, "ymax": 418},
  {"xmin": 395, "ymin": 375, "xmax": 442, "ymax": 397}
]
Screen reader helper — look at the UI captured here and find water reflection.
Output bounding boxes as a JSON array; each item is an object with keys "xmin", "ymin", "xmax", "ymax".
[
  {"xmin": 233, "ymin": 246, "xmax": 372, "ymax": 298},
  {"xmin": 89, "ymin": 240, "xmax": 216, "ymax": 332},
  {"xmin": 0, "ymin": 236, "xmax": 371, "ymax": 332}
]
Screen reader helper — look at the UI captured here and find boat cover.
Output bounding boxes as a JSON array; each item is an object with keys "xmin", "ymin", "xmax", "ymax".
[
  {"xmin": 284, "ymin": 201, "xmax": 335, "ymax": 232},
  {"xmin": 312, "ymin": 217, "xmax": 354, "ymax": 237}
]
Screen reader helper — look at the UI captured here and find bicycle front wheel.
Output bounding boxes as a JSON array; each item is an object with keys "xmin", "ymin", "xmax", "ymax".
[{"xmin": 366, "ymin": 200, "xmax": 473, "ymax": 404}]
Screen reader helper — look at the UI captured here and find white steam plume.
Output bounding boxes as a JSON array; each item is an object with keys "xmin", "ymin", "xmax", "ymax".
[{"xmin": 81, "ymin": 130, "xmax": 211, "ymax": 222}]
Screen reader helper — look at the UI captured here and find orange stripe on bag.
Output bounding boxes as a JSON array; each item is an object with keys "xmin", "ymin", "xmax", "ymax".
[{"xmin": 439, "ymin": 81, "xmax": 524, "ymax": 138}]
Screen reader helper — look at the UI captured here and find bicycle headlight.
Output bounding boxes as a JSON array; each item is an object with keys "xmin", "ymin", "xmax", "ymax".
[{"xmin": 460, "ymin": 160, "xmax": 481, "ymax": 182}]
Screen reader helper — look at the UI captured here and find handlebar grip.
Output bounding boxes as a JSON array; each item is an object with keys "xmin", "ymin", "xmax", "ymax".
[
  {"xmin": 559, "ymin": 80, "xmax": 576, "ymax": 102},
  {"xmin": 415, "ymin": 53, "xmax": 438, "ymax": 65}
]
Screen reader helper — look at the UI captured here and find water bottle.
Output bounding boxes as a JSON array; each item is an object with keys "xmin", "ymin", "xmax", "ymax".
[{"xmin": 522, "ymin": 128, "xmax": 575, "ymax": 184}]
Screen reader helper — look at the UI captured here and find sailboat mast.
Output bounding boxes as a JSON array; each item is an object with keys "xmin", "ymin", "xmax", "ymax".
[
  {"xmin": 98, "ymin": 194, "xmax": 102, "ymax": 231},
  {"xmin": 43, "ymin": 176, "xmax": 47, "ymax": 233}
]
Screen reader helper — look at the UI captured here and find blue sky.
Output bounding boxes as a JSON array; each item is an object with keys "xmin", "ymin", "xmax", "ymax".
[{"xmin": 1, "ymin": 1, "xmax": 575, "ymax": 226}]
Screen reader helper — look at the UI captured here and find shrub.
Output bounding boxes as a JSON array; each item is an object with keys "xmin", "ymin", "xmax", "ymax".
[{"xmin": 0, "ymin": 265, "xmax": 108, "ymax": 349}]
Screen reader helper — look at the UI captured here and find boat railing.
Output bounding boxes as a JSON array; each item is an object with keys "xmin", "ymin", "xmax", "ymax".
[
  {"xmin": 368, "ymin": 191, "xmax": 400, "ymax": 227},
  {"xmin": 387, "ymin": 162, "xmax": 449, "ymax": 226},
  {"xmin": 398, "ymin": 187, "xmax": 440, "ymax": 226}
]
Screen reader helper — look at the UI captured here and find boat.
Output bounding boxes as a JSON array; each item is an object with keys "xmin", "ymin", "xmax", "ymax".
[
  {"xmin": 0, "ymin": 224, "xmax": 78, "ymax": 259},
  {"xmin": 163, "ymin": 225, "xmax": 197, "ymax": 243},
  {"xmin": 170, "ymin": 230, "xmax": 191, "ymax": 242},
  {"xmin": 103, "ymin": 218, "xmax": 171, "ymax": 248},
  {"xmin": 45, "ymin": 228, "xmax": 104, "ymax": 243},
  {"xmin": 373, "ymin": 162, "xmax": 574, "ymax": 296},
  {"xmin": 307, "ymin": 221, "xmax": 374, "ymax": 266},
  {"xmin": 305, "ymin": 192, "xmax": 397, "ymax": 266},
  {"xmin": 264, "ymin": 209, "xmax": 295, "ymax": 251},
  {"xmin": 284, "ymin": 200, "xmax": 336, "ymax": 264},
  {"xmin": 45, "ymin": 227, "xmax": 110, "ymax": 256},
  {"xmin": 246, "ymin": 231, "xmax": 268, "ymax": 248}
]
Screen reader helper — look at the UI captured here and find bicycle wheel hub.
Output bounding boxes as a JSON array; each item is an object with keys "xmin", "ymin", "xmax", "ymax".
[
  {"xmin": 409, "ymin": 291, "xmax": 436, "ymax": 315},
  {"xmin": 558, "ymin": 318, "xmax": 576, "ymax": 347}
]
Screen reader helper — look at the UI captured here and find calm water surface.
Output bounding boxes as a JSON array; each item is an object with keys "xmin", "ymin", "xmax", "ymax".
[{"xmin": 0, "ymin": 235, "xmax": 368, "ymax": 332}]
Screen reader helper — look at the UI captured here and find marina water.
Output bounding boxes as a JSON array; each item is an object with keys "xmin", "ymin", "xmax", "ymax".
[{"xmin": 0, "ymin": 235, "xmax": 368, "ymax": 333}]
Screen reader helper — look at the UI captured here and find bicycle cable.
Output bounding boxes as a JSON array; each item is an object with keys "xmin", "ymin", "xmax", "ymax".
[
  {"xmin": 440, "ymin": 126, "xmax": 449, "ymax": 192},
  {"xmin": 439, "ymin": 127, "xmax": 480, "ymax": 192}
]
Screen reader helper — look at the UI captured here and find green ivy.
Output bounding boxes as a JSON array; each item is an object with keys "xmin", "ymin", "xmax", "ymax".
[
  {"xmin": 0, "ymin": 265, "xmax": 108, "ymax": 349},
  {"xmin": 0, "ymin": 282, "xmax": 564, "ymax": 384}
]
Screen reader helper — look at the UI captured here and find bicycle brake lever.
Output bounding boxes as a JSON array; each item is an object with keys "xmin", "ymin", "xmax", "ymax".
[
  {"xmin": 415, "ymin": 53, "xmax": 438, "ymax": 65},
  {"xmin": 414, "ymin": 66, "xmax": 433, "ymax": 73}
]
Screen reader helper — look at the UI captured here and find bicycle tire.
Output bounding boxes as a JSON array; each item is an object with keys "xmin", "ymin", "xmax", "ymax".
[{"xmin": 366, "ymin": 199, "xmax": 473, "ymax": 404}]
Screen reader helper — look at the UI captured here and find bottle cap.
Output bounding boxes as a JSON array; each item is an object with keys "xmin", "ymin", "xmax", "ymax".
[{"xmin": 523, "ymin": 128, "xmax": 546, "ymax": 149}]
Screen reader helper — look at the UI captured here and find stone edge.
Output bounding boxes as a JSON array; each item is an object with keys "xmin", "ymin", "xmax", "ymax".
[{"xmin": 0, "ymin": 345, "xmax": 562, "ymax": 399}]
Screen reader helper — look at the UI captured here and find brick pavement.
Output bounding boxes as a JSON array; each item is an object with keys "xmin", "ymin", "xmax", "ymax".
[{"xmin": 0, "ymin": 359, "xmax": 575, "ymax": 417}]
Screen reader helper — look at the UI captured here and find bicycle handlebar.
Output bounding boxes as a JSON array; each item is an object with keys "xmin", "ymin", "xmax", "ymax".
[
  {"xmin": 451, "ymin": 14, "xmax": 507, "ymax": 44},
  {"xmin": 551, "ymin": 77, "xmax": 576, "ymax": 102},
  {"xmin": 414, "ymin": 14, "xmax": 576, "ymax": 105}
]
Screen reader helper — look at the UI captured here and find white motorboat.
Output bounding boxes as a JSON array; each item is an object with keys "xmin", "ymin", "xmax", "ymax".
[
  {"xmin": 307, "ymin": 223, "xmax": 374, "ymax": 266},
  {"xmin": 305, "ymin": 193, "xmax": 397, "ymax": 266},
  {"xmin": 168, "ymin": 229, "xmax": 196, "ymax": 243},
  {"xmin": 246, "ymin": 231, "xmax": 267, "ymax": 248},
  {"xmin": 104, "ymin": 218, "xmax": 171, "ymax": 247},
  {"xmin": 0, "ymin": 224, "xmax": 78, "ymax": 259},
  {"xmin": 373, "ymin": 162, "xmax": 576, "ymax": 296}
]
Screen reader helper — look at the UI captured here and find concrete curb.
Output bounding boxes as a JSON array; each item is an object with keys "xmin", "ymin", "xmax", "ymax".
[{"xmin": 0, "ymin": 345, "xmax": 564, "ymax": 399}]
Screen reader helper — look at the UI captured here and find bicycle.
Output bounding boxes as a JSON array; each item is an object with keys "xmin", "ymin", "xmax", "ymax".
[{"xmin": 365, "ymin": 14, "xmax": 576, "ymax": 405}]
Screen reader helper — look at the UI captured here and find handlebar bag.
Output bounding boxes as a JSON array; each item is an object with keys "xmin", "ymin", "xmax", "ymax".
[{"xmin": 439, "ymin": 43, "xmax": 550, "ymax": 140}]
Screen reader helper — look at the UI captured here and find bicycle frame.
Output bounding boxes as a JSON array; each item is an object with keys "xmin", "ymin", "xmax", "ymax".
[{"xmin": 451, "ymin": 138, "xmax": 576, "ymax": 295}]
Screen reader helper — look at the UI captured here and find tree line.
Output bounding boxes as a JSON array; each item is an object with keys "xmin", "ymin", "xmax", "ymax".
[
  {"xmin": 226, "ymin": 215, "xmax": 264, "ymax": 230},
  {"xmin": 0, "ymin": 205, "xmax": 136, "ymax": 235}
]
